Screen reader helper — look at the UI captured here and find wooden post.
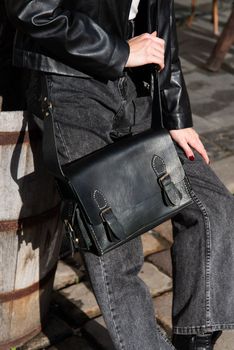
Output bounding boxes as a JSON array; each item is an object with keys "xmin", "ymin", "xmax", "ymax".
[
  {"xmin": 212, "ymin": 0, "xmax": 219, "ymax": 35},
  {"xmin": 206, "ymin": 8, "xmax": 234, "ymax": 71},
  {"xmin": 187, "ymin": 0, "xmax": 219, "ymax": 35},
  {"xmin": 187, "ymin": 0, "xmax": 197, "ymax": 27}
]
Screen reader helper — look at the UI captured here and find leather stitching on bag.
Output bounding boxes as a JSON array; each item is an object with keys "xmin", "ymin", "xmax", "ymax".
[
  {"xmin": 89, "ymin": 224, "xmax": 104, "ymax": 254},
  {"xmin": 93, "ymin": 189, "xmax": 108, "ymax": 210},
  {"xmin": 152, "ymin": 155, "xmax": 166, "ymax": 177}
]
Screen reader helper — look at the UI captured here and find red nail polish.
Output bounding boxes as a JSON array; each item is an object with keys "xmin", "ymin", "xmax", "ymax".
[{"xmin": 189, "ymin": 156, "xmax": 195, "ymax": 161}]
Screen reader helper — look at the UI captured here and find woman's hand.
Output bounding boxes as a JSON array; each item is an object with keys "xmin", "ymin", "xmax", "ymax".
[
  {"xmin": 169, "ymin": 128, "xmax": 210, "ymax": 164},
  {"xmin": 125, "ymin": 31, "xmax": 165, "ymax": 70}
]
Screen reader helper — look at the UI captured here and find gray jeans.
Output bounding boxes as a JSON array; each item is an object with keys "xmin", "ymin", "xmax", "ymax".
[{"xmin": 27, "ymin": 71, "xmax": 234, "ymax": 350}]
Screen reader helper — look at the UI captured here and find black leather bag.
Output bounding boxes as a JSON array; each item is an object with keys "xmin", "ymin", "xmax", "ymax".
[{"xmin": 42, "ymin": 69, "xmax": 193, "ymax": 256}]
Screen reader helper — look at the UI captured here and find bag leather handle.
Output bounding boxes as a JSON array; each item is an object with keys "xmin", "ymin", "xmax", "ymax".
[{"xmin": 151, "ymin": 0, "xmax": 164, "ymax": 130}]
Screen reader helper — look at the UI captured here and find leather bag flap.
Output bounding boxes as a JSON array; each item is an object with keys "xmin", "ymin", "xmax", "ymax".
[{"xmin": 62, "ymin": 129, "xmax": 186, "ymax": 230}]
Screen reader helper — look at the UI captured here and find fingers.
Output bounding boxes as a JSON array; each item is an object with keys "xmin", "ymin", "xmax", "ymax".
[
  {"xmin": 151, "ymin": 45, "xmax": 165, "ymax": 57},
  {"xmin": 135, "ymin": 33, "xmax": 165, "ymax": 51},
  {"xmin": 181, "ymin": 137, "xmax": 209, "ymax": 164},
  {"xmin": 179, "ymin": 142, "xmax": 195, "ymax": 161},
  {"xmin": 150, "ymin": 46, "xmax": 165, "ymax": 70},
  {"xmin": 169, "ymin": 128, "xmax": 210, "ymax": 165},
  {"xmin": 140, "ymin": 34, "xmax": 165, "ymax": 68},
  {"xmin": 147, "ymin": 52, "xmax": 164, "ymax": 69},
  {"xmin": 149, "ymin": 33, "xmax": 165, "ymax": 49},
  {"xmin": 188, "ymin": 137, "xmax": 210, "ymax": 164},
  {"xmin": 125, "ymin": 32, "xmax": 165, "ymax": 68}
]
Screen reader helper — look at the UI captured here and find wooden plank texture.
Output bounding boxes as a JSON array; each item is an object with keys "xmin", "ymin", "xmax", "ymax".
[{"xmin": 0, "ymin": 112, "xmax": 63, "ymax": 349}]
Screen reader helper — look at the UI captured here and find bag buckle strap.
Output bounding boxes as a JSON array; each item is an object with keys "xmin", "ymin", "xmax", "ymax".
[
  {"xmin": 100, "ymin": 206, "xmax": 126, "ymax": 241},
  {"xmin": 158, "ymin": 173, "xmax": 171, "ymax": 187},
  {"xmin": 63, "ymin": 218, "xmax": 80, "ymax": 256},
  {"xmin": 61, "ymin": 201, "xmax": 91, "ymax": 255},
  {"xmin": 158, "ymin": 172, "xmax": 182, "ymax": 207},
  {"xmin": 100, "ymin": 207, "xmax": 112, "ymax": 221}
]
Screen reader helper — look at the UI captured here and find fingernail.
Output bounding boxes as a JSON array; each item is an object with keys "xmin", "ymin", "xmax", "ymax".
[{"xmin": 189, "ymin": 156, "xmax": 195, "ymax": 161}]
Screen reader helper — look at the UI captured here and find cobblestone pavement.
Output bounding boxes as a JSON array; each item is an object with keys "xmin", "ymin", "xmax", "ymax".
[
  {"xmin": 14, "ymin": 0, "xmax": 234, "ymax": 349},
  {"xmin": 201, "ymin": 127, "xmax": 234, "ymax": 161}
]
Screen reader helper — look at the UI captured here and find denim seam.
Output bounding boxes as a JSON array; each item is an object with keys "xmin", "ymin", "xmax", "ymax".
[
  {"xmin": 112, "ymin": 76, "xmax": 127, "ymax": 123},
  {"xmin": 173, "ymin": 323, "xmax": 234, "ymax": 334},
  {"xmin": 113, "ymin": 101, "xmax": 126, "ymax": 122},
  {"xmin": 43, "ymin": 75, "xmax": 72, "ymax": 163},
  {"xmin": 182, "ymin": 177, "xmax": 192, "ymax": 199},
  {"xmin": 157, "ymin": 325, "xmax": 175, "ymax": 349},
  {"xmin": 189, "ymin": 189, "xmax": 212, "ymax": 327},
  {"xmin": 54, "ymin": 119, "xmax": 72, "ymax": 162},
  {"xmin": 118, "ymin": 76, "xmax": 127, "ymax": 101},
  {"xmin": 99, "ymin": 256, "xmax": 126, "ymax": 350}
]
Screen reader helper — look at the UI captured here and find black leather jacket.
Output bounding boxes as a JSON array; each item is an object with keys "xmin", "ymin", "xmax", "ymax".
[{"xmin": 5, "ymin": 0, "xmax": 193, "ymax": 129}]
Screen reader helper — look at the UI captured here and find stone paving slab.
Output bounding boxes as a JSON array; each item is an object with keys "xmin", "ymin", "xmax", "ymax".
[
  {"xmin": 139, "ymin": 262, "xmax": 172, "ymax": 297},
  {"xmin": 154, "ymin": 292, "xmax": 173, "ymax": 336},
  {"xmin": 153, "ymin": 221, "xmax": 173, "ymax": 244},
  {"xmin": 53, "ymin": 261, "xmax": 80, "ymax": 291},
  {"xmin": 208, "ymin": 128, "xmax": 234, "ymax": 153},
  {"xmin": 192, "ymin": 114, "xmax": 222, "ymax": 134},
  {"xmin": 207, "ymin": 112, "xmax": 234, "ymax": 131},
  {"xmin": 147, "ymin": 250, "xmax": 173, "ymax": 278},
  {"xmin": 201, "ymin": 127, "xmax": 234, "ymax": 162},
  {"xmin": 19, "ymin": 314, "xmax": 73, "ymax": 350},
  {"xmin": 184, "ymin": 69, "xmax": 234, "ymax": 121},
  {"xmin": 216, "ymin": 331, "xmax": 234, "ymax": 350},
  {"xmin": 142, "ymin": 231, "xmax": 171, "ymax": 257},
  {"xmin": 201, "ymin": 136, "xmax": 232, "ymax": 162},
  {"xmin": 211, "ymin": 155, "xmax": 234, "ymax": 193}
]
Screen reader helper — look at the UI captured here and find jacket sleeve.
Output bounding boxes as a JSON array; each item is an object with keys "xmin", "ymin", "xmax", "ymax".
[
  {"xmin": 5, "ymin": 0, "xmax": 130, "ymax": 80},
  {"xmin": 161, "ymin": 0, "xmax": 193, "ymax": 130}
]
